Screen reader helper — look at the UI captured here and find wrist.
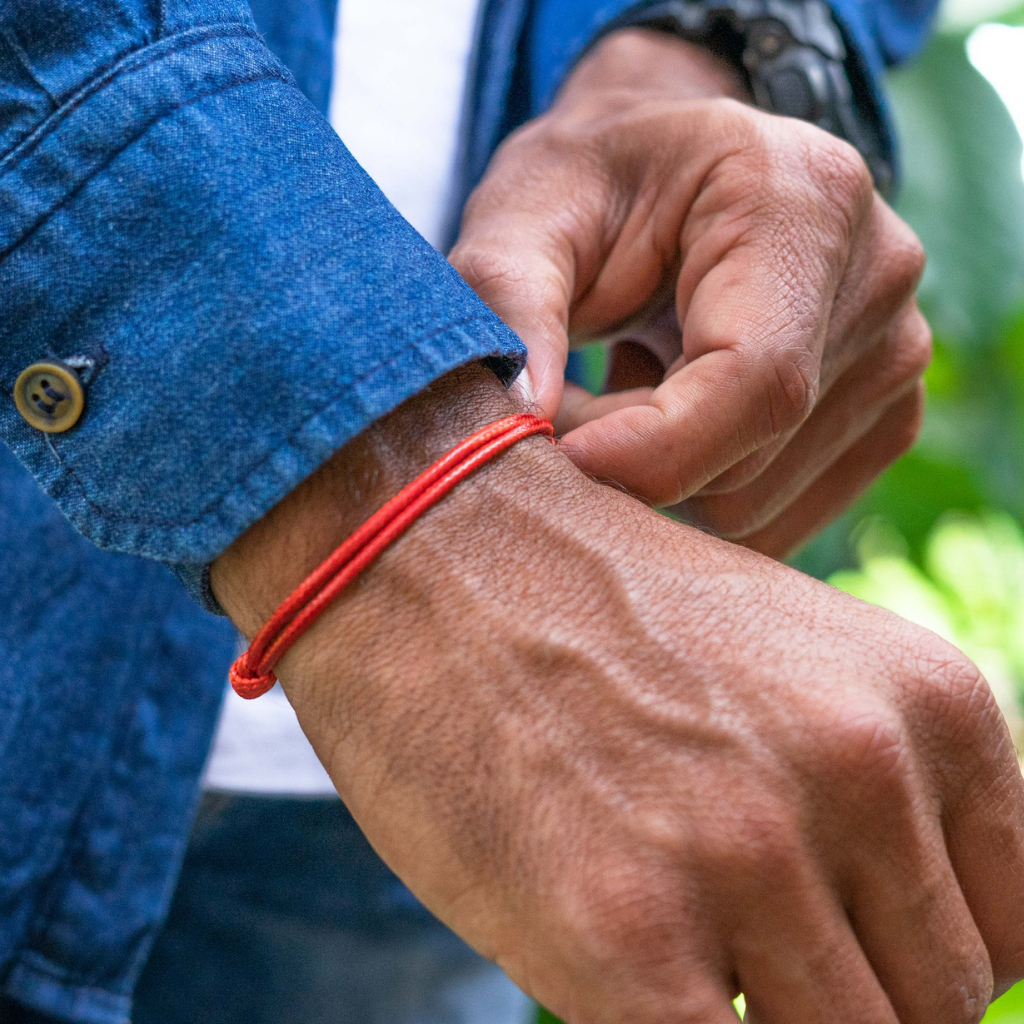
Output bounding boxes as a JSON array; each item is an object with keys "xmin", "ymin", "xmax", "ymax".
[
  {"xmin": 210, "ymin": 358, "xmax": 598, "ymax": 813},
  {"xmin": 555, "ymin": 27, "xmax": 751, "ymax": 111},
  {"xmin": 210, "ymin": 361, "xmax": 521, "ymax": 637}
]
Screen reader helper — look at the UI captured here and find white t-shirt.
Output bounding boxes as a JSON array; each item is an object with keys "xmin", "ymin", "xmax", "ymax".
[{"xmin": 203, "ymin": 0, "xmax": 483, "ymax": 795}]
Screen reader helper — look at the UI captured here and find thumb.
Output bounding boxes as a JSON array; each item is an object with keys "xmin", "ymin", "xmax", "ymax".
[
  {"xmin": 560, "ymin": 241, "xmax": 826, "ymax": 505},
  {"xmin": 449, "ymin": 223, "xmax": 575, "ymax": 421}
]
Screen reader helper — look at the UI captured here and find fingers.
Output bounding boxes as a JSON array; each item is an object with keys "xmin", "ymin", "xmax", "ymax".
[
  {"xmin": 693, "ymin": 299, "xmax": 930, "ymax": 499},
  {"xmin": 557, "ymin": 129, "xmax": 873, "ymax": 505},
  {"xmin": 945, "ymin": 767, "xmax": 1024, "ymax": 996},
  {"xmin": 815, "ymin": 196, "xmax": 926, "ymax": 392},
  {"xmin": 699, "ymin": 804, "xmax": 899, "ymax": 1024},
  {"xmin": 456, "ymin": 95, "xmax": 928, "ymax": 547},
  {"xmin": 559, "ymin": 293, "xmax": 823, "ymax": 506},
  {"xmin": 837, "ymin": 779, "xmax": 995, "ymax": 1024},
  {"xmin": 679, "ymin": 304, "xmax": 929, "ymax": 537},
  {"xmin": 913, "ymin": 660, "xmax": 1024, "ymax": 993},
  {"xmin": 554, "ymin": 129, "xmax": 923, "ymax": 516},
  {"xmin": 727, "ymin": 386, "xmax": 924, "ymax": 558},
  {"xmin": 553, "ymin": 383, "xmax": 656, "ymax": 436},
  {"xmin": 450, "ymin": 222, "xmax": 573, "ymax": 419},
  {"xmin": 737, "ymin": 901, "xmax": 899, "ymax": 1024}
]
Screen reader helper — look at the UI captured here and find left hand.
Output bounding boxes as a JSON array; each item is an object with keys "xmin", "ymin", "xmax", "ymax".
[{"xmin": 449, "ymin": 28, "xmax": 930, "ymax": 558}]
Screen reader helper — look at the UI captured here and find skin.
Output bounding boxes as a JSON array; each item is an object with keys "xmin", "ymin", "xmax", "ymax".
[
  {"xmin": 450, "ymin": 29, "xmax": 931, "ymax": 557},
  {"xmin": 209, "ymin": 27, "xmax": 1022, "ymax": 1024},
  {"xmin": 213, "ymin": 364, "xmax": 1024, "ymax": 1024}
]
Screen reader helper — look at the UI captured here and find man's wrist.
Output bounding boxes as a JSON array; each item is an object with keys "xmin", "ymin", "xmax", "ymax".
[
  {"xmin": 210, "ymin": 362, "xmax": 520, "ymax": 638},
  {"xmin": 556, "ymin": 27, "xmax": 751, "ymax": 110}
]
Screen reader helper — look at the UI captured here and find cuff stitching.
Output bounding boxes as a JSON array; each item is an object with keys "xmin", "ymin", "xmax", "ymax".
[
  {"xmin": 54, "ymin": 317, "xmax": 508, "ymax": 532},
  {"xmin": 0, "ymin": 68, "xmax": 289, "ymax": 265},
  {"xmin": 0, "ymin": 23, "xmax": 268, "ymax": 172}
]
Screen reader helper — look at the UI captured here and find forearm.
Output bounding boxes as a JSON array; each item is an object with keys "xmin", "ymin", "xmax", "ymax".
[{"xmin": 210, "ymin": 360, "xmax": 604, "ymax": 939}]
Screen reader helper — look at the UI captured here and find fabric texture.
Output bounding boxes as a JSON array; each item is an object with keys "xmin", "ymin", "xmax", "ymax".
[
  {"xmin": 132, "ymin": 796, "xmax": 534, "ymax": 1024},
  {"xmin": 0, "ymin": 448, "xmax": 233, "ymax": 1024},
  {"xmin": 0, "ymin": 0, "xmax": 940, "ymax": 1021},
  {"xmin": 0, "ymin": 1, "xmax": 525, "ymax": 607}
]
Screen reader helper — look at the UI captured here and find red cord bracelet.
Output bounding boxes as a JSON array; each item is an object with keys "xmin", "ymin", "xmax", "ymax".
[{"xmin": 229, "ymin": 413, "xmax": 555, "ymax": 699}]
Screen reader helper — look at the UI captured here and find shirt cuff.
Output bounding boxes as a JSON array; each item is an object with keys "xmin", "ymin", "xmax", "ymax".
[{"xmin": 0, "ymin": 25, "xmax": 526, "ymax": 609}]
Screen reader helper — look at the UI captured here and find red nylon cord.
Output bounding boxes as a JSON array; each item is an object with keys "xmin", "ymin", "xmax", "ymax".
[{"xmin": 230, "ymin": 413, "xmax": 554, "ymax": 699}]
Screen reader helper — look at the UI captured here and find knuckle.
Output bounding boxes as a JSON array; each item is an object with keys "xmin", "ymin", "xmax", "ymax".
[
  {"xmin": 817, "ymin": 701, "xmax": 912, "ymax": 784},
  {"xmin": 764, "ymin": 348, "xmax": 818, "ymax": 436},
  {"xmin": 880, "ymin": 217, "xmax": 927, "ymax": 297},
  {"xmin": 892, "ymin": 312, "xmax": 933, "ymax": 385},
  {"xmin": 808, "ymin": 134, "xmax": 875, "ymax": 225},
  {"xmin": 920, "ymin": 653, "xmax": 998, "ymax": 741},
  {"xmin": 941, "ymin": 952, "xmax": 993, "ymax": 1024},
  {"xmin": 450, "ymin": 244, "xmax": 521, "ymax": 298}
]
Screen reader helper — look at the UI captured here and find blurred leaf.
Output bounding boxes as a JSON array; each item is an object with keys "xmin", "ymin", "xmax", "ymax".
[
  {"xmin": 984, "ymin": 980, "xmax": 1024, "ymax": 1022},
  {"xmin": 989, "ymin": 0, "xmax": 1024, "ymax": 26},
  {"xmin": 888, "ymin": 33, "xmax": 1024, "ymax": 350},
  {"xmin": 856, "ymin": 450, "xmax": 988, "ymax": 559},
  {"xmin": 830, "ymin": 556, "xmax": 957, "ymax": 636},
  {"xmin": 939, "ymin": 0, "xmax": 1024, "ymax": 30},
  {"xmin": 565, "ymin": 341, "xmax": 608, "ymax": 395}
]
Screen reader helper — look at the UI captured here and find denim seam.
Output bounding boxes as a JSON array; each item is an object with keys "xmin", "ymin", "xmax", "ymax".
[
  {"xmin": 0, "ymin": 23, "xmax": 266, "ymax": 172},
  {"xmin": 5, "ymin": 953, "xmax": 129, "ymax": 1024},
  {"xmin": 50, "ymin": 317, "xmax": 507, "ymax": 531},
  {"xmin": 0, "ymin": 25, "xmax": 58, "ymax": 107},
  {"xmin": 0, "ymin": 69, "xmax": 289, "ymax": 266}
]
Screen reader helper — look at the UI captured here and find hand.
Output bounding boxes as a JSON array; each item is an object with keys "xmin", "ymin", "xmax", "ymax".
[
  {"xmin": 213, "ymin": 364, "xmax": 1024, "ymax": 1024},
  {"xmin": 449, "ymin": 29, "xmax": 931, "ymax": 558}
]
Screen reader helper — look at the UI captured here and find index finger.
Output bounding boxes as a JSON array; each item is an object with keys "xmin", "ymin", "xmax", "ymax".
[{"xmin": 560, "ymin": 247, "xmax": 828, "ymax": 506}]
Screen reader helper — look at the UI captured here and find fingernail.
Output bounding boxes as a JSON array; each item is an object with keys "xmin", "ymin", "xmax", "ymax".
[{"xmin": 512, "ymin": 366, "xmax": 536, "ymax": 409}]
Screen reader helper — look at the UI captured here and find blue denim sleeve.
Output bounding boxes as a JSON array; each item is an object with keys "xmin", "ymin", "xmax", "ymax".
[{"xmin": 0, "ymin": 0, "xmax": 526, "ymax": 607}]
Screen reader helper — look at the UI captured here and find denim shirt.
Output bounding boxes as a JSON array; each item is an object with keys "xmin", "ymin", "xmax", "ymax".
[{"xmin": 0, "ymin": 0, "xmax": 936, "ymax": 1021}]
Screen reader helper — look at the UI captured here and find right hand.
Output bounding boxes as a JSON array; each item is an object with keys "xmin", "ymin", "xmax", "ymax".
[
  {"xmin": 450, "ymin": 28, "xmax": 930, "ymax": 560},
  {"xmin": 213, "ymin": 365, "xmax": 1024, "ymax": 1024}
]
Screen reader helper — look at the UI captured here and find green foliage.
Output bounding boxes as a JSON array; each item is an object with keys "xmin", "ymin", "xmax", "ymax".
[
  {"xmin": 831, "ymin": 512, "xmax": 1024, "ymax": 727},
  {"xmin": 889, "ymin": 34, "xmax": 1024, "ymax": 348},
  {"xmin": 987, "ymin": 981, "xmax": 1024, "ymax": 1023},
  {"xmin": 795, "ymin": 9, "xmax": 1024, "ymax": 578}
]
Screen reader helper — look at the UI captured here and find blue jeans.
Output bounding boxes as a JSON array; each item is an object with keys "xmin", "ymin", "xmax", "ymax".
[{"xmin": 132, "ymin": 796, "xmax": 535, "ymax": 1024}]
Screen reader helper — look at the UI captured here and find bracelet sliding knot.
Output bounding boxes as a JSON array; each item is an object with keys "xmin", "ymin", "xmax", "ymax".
[{"xmin": 229, "ymin": 413, "xmax": 555, "ymax": 699}]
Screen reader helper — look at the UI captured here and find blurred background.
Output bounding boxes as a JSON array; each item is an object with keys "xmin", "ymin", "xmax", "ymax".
[{"xmin": 547, "ymin": 2, "xmax": 1024, "ymax": 1018}]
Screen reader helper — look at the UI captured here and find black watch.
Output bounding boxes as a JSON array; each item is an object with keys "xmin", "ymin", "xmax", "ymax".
[{"xmin": 602, "ymin": 0, "xmax": 893, "ymax": 195}]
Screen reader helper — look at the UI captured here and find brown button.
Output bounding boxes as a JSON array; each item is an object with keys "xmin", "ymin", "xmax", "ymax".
[{"xmin": 13, "ymin": 361, "xmax": 85, "ymax": 433}]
